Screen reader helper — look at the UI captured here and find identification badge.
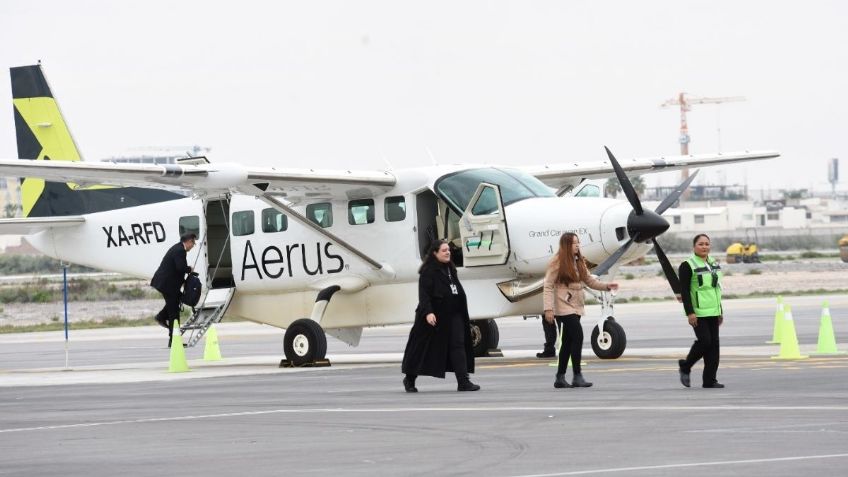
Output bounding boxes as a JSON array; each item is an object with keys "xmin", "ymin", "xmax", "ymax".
[{"xmin": 450, "ymin": 284, "xmax": 459, "ymax": 295}]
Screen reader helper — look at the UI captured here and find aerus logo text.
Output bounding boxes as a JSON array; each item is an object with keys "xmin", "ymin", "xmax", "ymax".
[
  {"xmin": 103, "ymin": 222, "xmax": 166, "ymax": 248},
  {"xmin": 241, "ymin": 240, "xmax": 344, "ymax": 280}
]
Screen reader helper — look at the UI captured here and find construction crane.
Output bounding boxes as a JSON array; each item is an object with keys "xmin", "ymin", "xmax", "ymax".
[{"xmin": 661, "ymin": 93, "xmax": 745, "ymax": 198}]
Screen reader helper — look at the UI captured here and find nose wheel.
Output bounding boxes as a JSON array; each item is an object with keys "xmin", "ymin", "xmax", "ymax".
[{"xmin": 585, "ymin": 288, "xmax": 627, "ymax": 359}]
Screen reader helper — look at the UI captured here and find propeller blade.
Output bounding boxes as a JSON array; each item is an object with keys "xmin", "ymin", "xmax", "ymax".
[
  {"xmin": 654, "ymin": 169, "xmax": 700, "ymax": 215},
  {"xmin": 604, "ymin": 146, "xmax": 643, "ymax": 215},
  {"xmin": 652, "ymin": 238, "xmax": 681, "ymax": 295},
  {"xmin": 592, "ymin": 236, "xmax": 636, "ymax": 277}
]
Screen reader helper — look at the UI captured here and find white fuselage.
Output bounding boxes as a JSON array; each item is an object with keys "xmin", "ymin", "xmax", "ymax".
[{"xmin": 25, "ymin": 167, "xmax": 648, "ymax": 331}]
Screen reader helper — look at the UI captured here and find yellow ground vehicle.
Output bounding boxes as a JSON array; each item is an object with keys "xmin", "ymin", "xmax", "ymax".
[
  {"xmin": 726, "ymin": 242, "xmax": 760, "ymax": 263},
  {"xmin": 840, "ymin": 235, "xmax": 848, "ymax": 263}
]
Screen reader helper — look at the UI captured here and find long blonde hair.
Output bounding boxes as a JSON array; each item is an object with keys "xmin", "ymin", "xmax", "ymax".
[{"xmin": 552, "ymin": 233, "xmax": 589, "ymax": 285}]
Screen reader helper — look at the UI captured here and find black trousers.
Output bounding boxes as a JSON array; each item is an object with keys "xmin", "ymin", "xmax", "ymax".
[
  {"xmin": 682, "ymin": 316, "xmax": 720, "ymax": 384},
  {"xmin": 155, "ymin": 291, "xmax": 181, "ymax": 342},
  {"xmin": 541, "ymin": 317, "xmax": 557, "ymax": 352},
  {"xmin": 555, "ymin": 314, "xmax": 583, "ymax": 375},
  {"xmin": 448, "ymin": 313, "xmax": 468, "ymax": 381}
]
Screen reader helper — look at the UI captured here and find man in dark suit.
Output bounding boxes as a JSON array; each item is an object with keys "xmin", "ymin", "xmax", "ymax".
[{"xmin": 151, "ymin": 233, "xmax": 197, "ymax": 346}]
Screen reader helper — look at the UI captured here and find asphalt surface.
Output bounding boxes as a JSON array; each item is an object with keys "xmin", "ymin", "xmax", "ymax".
[{"xmin": 1, "ymin": 294, "xmax": 847, "ymax": 476}]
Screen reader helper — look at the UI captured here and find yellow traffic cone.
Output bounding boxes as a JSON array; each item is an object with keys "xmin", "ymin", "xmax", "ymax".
[
  {"xmin": 811, "ymin": 301, "xmax": 846, "ymax": 355},
  {"xmin": 771, "ymin": 305, "xmax": 808, "ymax": 360},
  {"xmin": 203, "ymin": 324, "xmax": 223, "ymax": 361},
  {"xmin": 168, "ymin": 320, "xmax": 190, "ymax": 372},
  {"xmin": 766, "ymin": 296, "xmax": 784, "ymax": 344}
]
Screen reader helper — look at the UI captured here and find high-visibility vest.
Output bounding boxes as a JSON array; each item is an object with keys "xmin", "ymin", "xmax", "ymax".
[{"xmin": 686, "ymin": 254, "xmax": 723, "ymax": 317}]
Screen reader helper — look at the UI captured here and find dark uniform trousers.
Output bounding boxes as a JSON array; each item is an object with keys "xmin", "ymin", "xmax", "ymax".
[
  {"xmin": 682, "ymin": 316, "xmax": 720, "ymax": 384},
  {"xmin": 155, "ymin": 291, "xmax": 181, "ymax": 343}
]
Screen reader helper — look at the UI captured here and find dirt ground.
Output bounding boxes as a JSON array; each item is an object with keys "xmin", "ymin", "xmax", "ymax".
[{"xmin": 1, "ymin": 262, "xmax": 846, "ymax": 327}]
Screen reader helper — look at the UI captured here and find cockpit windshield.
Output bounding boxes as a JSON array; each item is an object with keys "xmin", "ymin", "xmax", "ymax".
[{"xmin": 435, "ymin": 167, "xmax": 555, "ymax": 212}]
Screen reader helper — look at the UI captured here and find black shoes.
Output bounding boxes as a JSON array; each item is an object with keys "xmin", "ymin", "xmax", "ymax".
[
  {"xmin": 678, "ymin": 359, "xmax": 691, "ymax": 388},
  {"xmin": 457, "ymin": 381, "xmax": 481, "ymax": 392},
  {"xmin": 572, "ymin": 373, "xmax": 593, "ymax": 388},
  {"xmin": 536, "ymin": 349, "xmax": 556, "ymax": 359},
  {"xmin": 554, "ymin": 374, "xmax": 572, "ymax": 388},
  {"xmin": 703, "ymin": 382, "xmax": 725, "ymax": 389},
  {"xmin": 403, "ymin": 376, "xmax": 418, "ymax": 393}
]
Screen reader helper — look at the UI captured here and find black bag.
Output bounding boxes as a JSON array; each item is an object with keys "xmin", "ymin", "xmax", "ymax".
[{"xmin": 181, "ymin": 272, "xmax": 202, "ymax": 307}]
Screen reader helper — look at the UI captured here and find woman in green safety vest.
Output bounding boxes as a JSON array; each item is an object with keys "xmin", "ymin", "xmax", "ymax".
[{"xmin": 677, "ymin": 234, "xmax": 725, "ymax": 388}]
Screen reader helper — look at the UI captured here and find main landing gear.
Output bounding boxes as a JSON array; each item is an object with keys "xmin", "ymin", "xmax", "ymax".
[
  {"xmin": 470, "ymin": 319, "xmax": 502, "ymax": 357},
  {"xmin": 281, "ymin": 318, "xmax": 330, "ymax": 367}
]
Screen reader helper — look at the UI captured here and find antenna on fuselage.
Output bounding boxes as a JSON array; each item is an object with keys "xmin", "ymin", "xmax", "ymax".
[{"xmin": 425, "ymin": 146, "xmax": 438, "ymax": 166}]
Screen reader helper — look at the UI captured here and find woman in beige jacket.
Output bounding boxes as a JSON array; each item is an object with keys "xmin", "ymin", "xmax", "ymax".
[{"xmin": 544, "ymin": 233, "xmax": 618, "ymax": 389}]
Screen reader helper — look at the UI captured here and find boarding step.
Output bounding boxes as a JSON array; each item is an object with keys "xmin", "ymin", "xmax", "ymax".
[{"xmin": 179, "ymin": 287, "xmax": 235, "ymax": 348}]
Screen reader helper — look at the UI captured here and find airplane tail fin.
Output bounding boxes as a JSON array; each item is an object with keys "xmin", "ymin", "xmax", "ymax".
[{"xmin": 11, "ymin": 63, "xmax": 180, "ymax": 218}]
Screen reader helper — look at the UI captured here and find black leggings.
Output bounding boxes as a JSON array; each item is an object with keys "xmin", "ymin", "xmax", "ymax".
[{"xmin": 556, "ymin": 314, "xmax": 583, "ymax": 375}]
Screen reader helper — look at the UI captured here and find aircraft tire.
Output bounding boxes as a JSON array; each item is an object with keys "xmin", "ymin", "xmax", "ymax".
[
  {"xmin": 283, "ymin": 319, "xmax": 328, "ymax": 366},
  {"xmin": 470, "ymin": 319, "xmax": 499, "ymax": 357},
  {"xmin": 590, "ymin": 317, "xmax": 626, "ymax": 359}
]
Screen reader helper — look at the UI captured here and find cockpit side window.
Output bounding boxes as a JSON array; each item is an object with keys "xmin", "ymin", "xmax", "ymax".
[
  {"xmin": 574, "ymin": 184, "xmax": 601, "ymax": 198},
  {"xmin": 471, "ymin": 186, "xmax": 499, "ymax": 215}
]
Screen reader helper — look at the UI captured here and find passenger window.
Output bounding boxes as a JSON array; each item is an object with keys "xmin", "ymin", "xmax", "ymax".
[
  {"xmin": 232, "ymin": 210, "xmax": 255, "ymax": 236},
  {"xmin": 471, "ymin": 187, "xmax": 499, "ymax": 215},
  {"xmin": 261, "ymin": 208, "xmax": 288, "ymax": 233},
  {"xmin": 306, "ymin": 202, "xmax": 333, "ymax": 228},
  {"xmin": 179, "ymin": 215, "xmax": 200, "ymax": 238},
  {"xmin": 348, "ymin": 199, "xmax": 375, "ymax": 225},
  {"xmin": 575, "ymin": 184, "xmax": 601, "ymax": 198},
  {"xmin": 384, "ymin": 196, "xmax": 406, "ymax": 222}
]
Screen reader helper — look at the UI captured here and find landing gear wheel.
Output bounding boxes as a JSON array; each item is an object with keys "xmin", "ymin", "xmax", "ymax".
[
  {"xmin": 283, "ymin": 318, "xmax": 328, "ymax": 366},
  {"xmin": 591, "ymin": 317, "xmax": 626, "ymax": 359},
  {"xmin": 470, "ymin": 319, "xmax": 500, "ymax": 357}
]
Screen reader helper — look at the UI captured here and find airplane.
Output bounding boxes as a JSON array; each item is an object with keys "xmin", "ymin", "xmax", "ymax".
[{"xmin": 0, "ymin": 64, "xmax": 779, "ymax": 365}]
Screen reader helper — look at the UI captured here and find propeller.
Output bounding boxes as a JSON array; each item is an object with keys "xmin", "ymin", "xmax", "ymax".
[{"xmin": 592, "ymin": 146, "xmax": 698, "ymax": 296}]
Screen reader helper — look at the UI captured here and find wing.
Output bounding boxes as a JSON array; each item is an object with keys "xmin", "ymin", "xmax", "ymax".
[
  {"xmin": 523, "ymin": 150, "xmax": 780, "ymax": 190},
  {"xmin": 0, "ymin": 159, "xmax": 396, "ymax": 202},
  {"xmin": 0, "ymin": 216, "xmax": 85, "ymax": 235}
]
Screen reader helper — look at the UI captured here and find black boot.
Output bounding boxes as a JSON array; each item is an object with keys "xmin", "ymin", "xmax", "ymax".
[
  {"xmin": 536, "ymin": 347, "xmax": 556, "ymax": 359},
  {"xmin": 572, "ymin": 373, "xmax": 593, "ymax": 388},
  {"xmin": 403, "ymin": 375, "xmax": 418, "ymax": 393},
  {"xmin": 456, "ymin": 374, "xmax": 480, "ymax": 392},
  {"xmin": 554, "ymin": 373, "xmax": 572, "ymax": 389},
  {"xmin": 678, "ymin": 359, "xmax": 691, "ymax": 388}
]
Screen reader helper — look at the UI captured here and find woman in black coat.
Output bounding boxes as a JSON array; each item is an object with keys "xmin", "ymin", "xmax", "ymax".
[{"xmin": 402, "ymin": 240, "xmax": 479, "ymax": 392}]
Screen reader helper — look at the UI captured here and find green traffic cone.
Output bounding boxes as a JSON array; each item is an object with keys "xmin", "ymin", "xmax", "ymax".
[
  {"xmin": 771, "ymin": 305, "xmax": 808, "ymax": 360},
  {"xmin": 204, "ymin": 324, "xmax": 223, "ymax": 361},
  {"xmin": 168, "ymin": 320, "xmax": 190, "ymax": 372},
  {"xmin": 766, "ymin": 295, "xmax": 784, "ymax": 344},
  {"xmin": 812, "ymin": 301, "xmax": 846, "ymax": 355}
]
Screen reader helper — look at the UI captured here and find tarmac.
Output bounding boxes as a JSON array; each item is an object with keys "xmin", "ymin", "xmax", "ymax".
[{"xmin": 1, "ymin": 295, "xmax": 847, "ymax": 476}]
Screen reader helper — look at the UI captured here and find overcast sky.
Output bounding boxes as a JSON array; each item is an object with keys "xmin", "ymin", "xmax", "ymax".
[{"xmin": 1, "ymin": 1, "xmax": 845, "ymax": 192}]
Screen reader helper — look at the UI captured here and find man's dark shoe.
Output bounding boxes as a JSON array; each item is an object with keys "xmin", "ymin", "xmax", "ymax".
[
  {"xmin": 678, "ymin": 359, "xmax": 691, "ymax": 388},
  {"xmin": 536, "ymin": 349, "xmax": 556, "ymax": 359},
  {"xmin": 403, "ymin": 377, "xmax": 418, "ymax": 393},
  {"xmin": 155, "ymin": 316, "xmax": 168, "ymax": 329},
  {"xmin": 554, "ymin": 373, "xmax": 572, "ymax": 389},
  {"xmin": 457, "ymin": 381, "xmax": 481, "ymax": 392},
  {"xmin": 572, "ymin": 373, "xmax": 593, "ymax": 388},
  {"xmin": 703, "ymin": 382, "xmax": 725, "ymax": 389}
]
